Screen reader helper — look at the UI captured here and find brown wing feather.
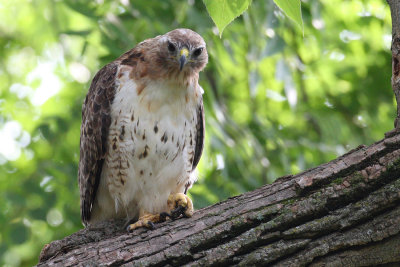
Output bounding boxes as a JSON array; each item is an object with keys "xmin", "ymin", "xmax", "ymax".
[
  {"xmin": 78, "ymin": 62, "xmax": 118, "ymax": 225},
  {"xmin": 192, "ymin": 96, "xmax": 205, "ymax": 170}
]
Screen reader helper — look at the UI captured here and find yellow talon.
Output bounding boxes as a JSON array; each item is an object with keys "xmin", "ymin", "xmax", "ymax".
[
  {"xmin": 127, "ymin": 212, "xmax": 165, "ymax": 232},
  {"xmin": 127, "ymin": 193, "xmax": 194, "ymax": 232},
  {"xmin": 167, "ymin": 193, "xmax": 194, "ymax": 218}
]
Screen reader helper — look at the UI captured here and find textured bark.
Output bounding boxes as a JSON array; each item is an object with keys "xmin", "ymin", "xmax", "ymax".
[
  {"xmin": 37, "ymin": 135, "xmax": 400, "ymax": 266},
  {"xmin": 388, "ymin": 0, "xmax": 400, "ymax": 128},
  {"xmin": 37, "ymin": 2, "xmax": 400, "ymax": 266}
]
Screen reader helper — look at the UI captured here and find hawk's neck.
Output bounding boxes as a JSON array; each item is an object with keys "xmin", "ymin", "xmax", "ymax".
[{"xmin": 114, "ymin": 65, "xmax": 202, "ymax": 115}]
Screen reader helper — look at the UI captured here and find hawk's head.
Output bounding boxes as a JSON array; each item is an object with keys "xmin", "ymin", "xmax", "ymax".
[
  {"xmin": 157, "ymin": 29, "xmax": 208, "ymax": 75},
  {"xmin": 119, "ymin": 29, "xmax": 208, "ymax": 84}
]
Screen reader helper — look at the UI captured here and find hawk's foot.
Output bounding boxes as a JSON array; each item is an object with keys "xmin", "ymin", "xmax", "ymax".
[
  {"xmin": 167, "ymin": 193, "xmax": 194, "ymax": 219},
  {"xmin": 126, "ymin": 212, "xmax": 169, "ymax": 232}
]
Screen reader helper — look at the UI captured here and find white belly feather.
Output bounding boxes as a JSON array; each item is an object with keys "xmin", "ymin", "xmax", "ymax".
[{"xmin": 90, "ymin": 66, "xmax": 200, "ymax": 223}]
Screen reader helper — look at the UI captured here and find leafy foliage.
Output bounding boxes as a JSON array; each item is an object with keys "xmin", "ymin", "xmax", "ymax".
[
  {"xmin": 274, "ymin": 0, "xmax": 303, "ymax": 31},
  {"xmin": 0, "ymin": 0, "xmax": 393, "ymax": 266},
  {"xmin": 204, "ymin": 0, "xmax": 303, "ymax": 37},
  {"xmin": 203, "ymin": 0, "xmax": 253, "ymax": 37}
]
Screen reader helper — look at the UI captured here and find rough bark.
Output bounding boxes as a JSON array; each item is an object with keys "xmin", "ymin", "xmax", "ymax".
[
  {"xmin": 37, "ymin": 135, "xmax": 400, "ymax": 266},
  {"xmin": 37, "ymin": 2, "xmax": 400, "ymax": 266},
  {"xmin": 388, "ymin": 0, "xmax": 400, "ymax": 128}
]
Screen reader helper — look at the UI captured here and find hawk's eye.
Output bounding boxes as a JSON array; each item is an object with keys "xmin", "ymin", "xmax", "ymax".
[
  {"xmin": 168, "ymin": 42, "xmax": 176, "ymax": 52},
  {"xmin": 193, "ymin": 47, "xmax": 203, "ymax": 57}
]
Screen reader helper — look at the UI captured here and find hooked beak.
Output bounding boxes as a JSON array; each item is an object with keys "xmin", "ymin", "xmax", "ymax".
[{"xmin": 179, "ymin": 47, "xmax": 189, "ymax": 71}]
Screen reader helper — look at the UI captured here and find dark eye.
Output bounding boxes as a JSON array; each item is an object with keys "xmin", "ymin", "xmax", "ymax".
[
  {"xmin": 168, "ymin": 42, "xmax": 176, "ymax": 52},
  {"xmin": 193, "ymin": 47, "xmax": 203, "ymax": 57}
]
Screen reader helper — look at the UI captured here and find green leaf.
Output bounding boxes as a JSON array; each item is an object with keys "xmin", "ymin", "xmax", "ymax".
[
  {"xmin": 273, "ymin": 0, "xmax": 303, "ymax": 32},
  {"xmin": 203, "ymin": 0, "xmax": 252, "ymax": 37}
]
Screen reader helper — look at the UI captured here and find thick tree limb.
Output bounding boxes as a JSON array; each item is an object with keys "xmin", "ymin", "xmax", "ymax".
[
  {"xmin": 37, "ymin": 133, "xmax": 400, "ymax": 266},
  {"xmin": 37, "ymin": 2, "xmax": 400, "ymax": 266}
]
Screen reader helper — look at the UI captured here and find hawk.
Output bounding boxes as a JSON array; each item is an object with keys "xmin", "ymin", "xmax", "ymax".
[{"xmin": 78, "ymin": 29, "xmax": 207, "ymax": 231}]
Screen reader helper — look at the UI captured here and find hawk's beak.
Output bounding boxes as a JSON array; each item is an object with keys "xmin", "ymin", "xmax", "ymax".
[{"xmin": 179, "ymin": 48, "xmax": 189, "ymax": 71}]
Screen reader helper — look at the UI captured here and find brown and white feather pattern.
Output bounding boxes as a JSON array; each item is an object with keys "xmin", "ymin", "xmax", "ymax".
[
  {"xmin": 78, "ymin": 28, "xmax": 207, "ymax": 225},
  {"xmin": 78, "ymin": 63, "xmax": 118, "ymax": 224}
]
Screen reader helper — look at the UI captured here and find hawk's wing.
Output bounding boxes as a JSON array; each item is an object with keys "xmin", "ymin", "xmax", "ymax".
[
  {"xmin": 78, "ymin": 62, "xmax": 118, "ymax": 225},
  {"xmin": 192, "ymin": 95, "xmax": 205, "ymax": 170}
]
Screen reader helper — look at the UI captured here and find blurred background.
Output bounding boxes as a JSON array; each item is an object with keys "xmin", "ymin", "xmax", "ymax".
[{"xmin": 0, "ymin": 0, "xmax": 394, "ymax": 266}]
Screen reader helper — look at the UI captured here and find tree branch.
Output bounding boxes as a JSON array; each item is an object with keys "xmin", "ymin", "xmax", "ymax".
[{"xmin": 38, "ymin": 132, "xmax": 400, "ymax": 266}]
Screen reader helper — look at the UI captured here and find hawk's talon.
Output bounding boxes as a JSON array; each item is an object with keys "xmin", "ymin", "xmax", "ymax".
[
  {"xmin": 147, "ymin": 221, "xmax": 155, "ymax": 230},
  {"xmin": 126, "ymin": 212, "xmax": 164, "ymax": 232},
  {"xmin": 160, "ymin": 211, "xmax": 171, "ymax": 220},
  {"xmin": 126, "ymin": 193, "xmax": 194, "ymax": 232},
  {"xmin": 167, "ymin": 193, "xmax": 194, "ymax": 219},
  {"xmin": 171, "ymin": 205, "xmax": 186, "ymax": 219}
]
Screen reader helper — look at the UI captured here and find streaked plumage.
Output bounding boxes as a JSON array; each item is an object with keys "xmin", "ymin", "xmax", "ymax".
[{"xmin": 78, "ymin": 29, "xmax": 207, "ymax": 226}]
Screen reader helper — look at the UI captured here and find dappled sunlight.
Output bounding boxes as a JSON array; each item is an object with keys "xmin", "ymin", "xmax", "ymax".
[
  {"xmin": 0, "ymin": 121, "xmax": 30, "ymax": 163},
  {"xmin": 27, "ymin": 45, "xmax": 64, "ymax": 106},
  {"xmin": 29, "ymin": 64, "xmax": 62, "ymax": 106},
  {"xmin": 68, "ymin": 62, "xmax": 91, "ymax": 84}
]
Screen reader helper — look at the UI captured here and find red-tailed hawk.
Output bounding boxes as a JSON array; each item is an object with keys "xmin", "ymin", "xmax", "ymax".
[{"xmin": 78, "ymin": 29, "xmax": 207, "ymax": 231}]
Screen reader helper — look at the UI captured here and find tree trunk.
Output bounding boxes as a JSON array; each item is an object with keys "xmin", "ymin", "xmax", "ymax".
[{"xmin": 37, "ymin": 1, "xmax": 400, "ymax": 266}]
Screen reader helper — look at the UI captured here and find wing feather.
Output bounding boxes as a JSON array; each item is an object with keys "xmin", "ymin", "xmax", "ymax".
[
  {"xmin": 192, "ymin": 96, "xmax": 205, "ymax": 170},
  {"xmin": 78, "ymin": 62, "xmax": 118, "ymax": 225}
]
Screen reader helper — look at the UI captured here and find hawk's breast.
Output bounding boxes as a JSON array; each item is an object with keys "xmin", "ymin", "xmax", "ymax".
[{"xmin": 91, "ymin": 65, "xmax": 200, "ymax": 221}]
